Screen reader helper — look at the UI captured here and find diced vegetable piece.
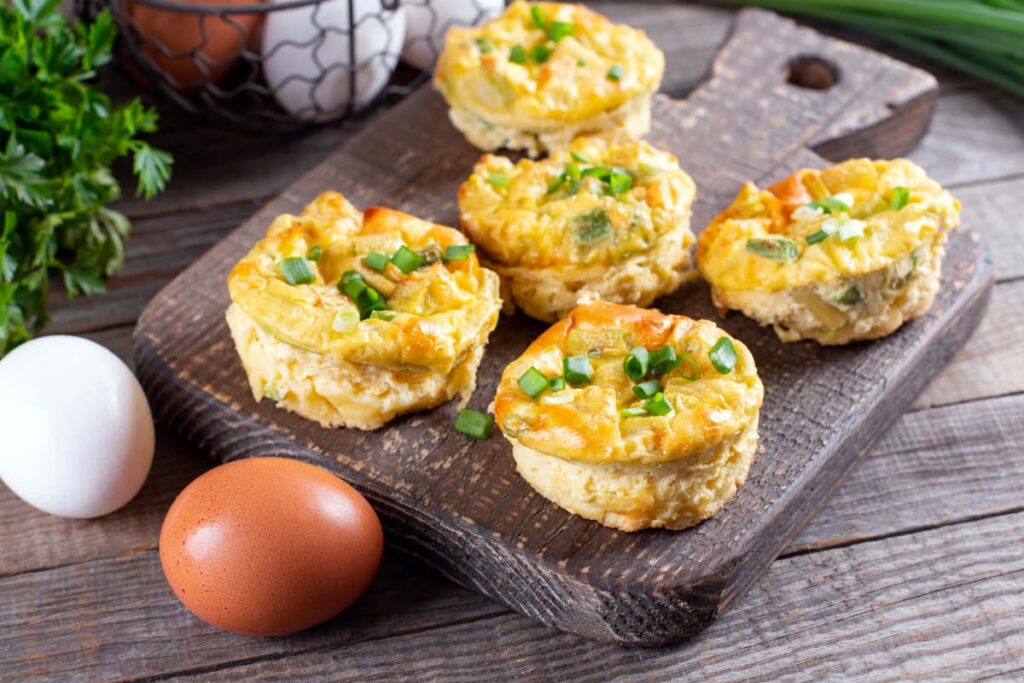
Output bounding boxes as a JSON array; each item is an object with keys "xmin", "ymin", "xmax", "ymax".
[
  {"xmin": 278, "ymin": 257, "xmax": 315, "ymax": 286},
  {"xmin": 306, "ymin": 246, "xmax": 323, "ymax": 261},
  {"xmin": 643, "ymin": 392, "xmax": 673, "ymax": 416},
  {"xmin": 518, "ymin": 367, "xmax": 549, "ymax": 398},
  {"xmin": 648, "ymin": 345, "xmax": 678, "ymax": 376},
  {"xmin": 455, "ymin": 409, "xmax": 494, "ymax": 439},
  {"xmin": 709, "ymin": 337, "xmax": 737, "ymax": 374},
  {"xmin": 575, "ymin": 208, "xmax": 612, "ymax": 243},
  {"xmin": 632, "ymin": 380, "xmax": 662, "ymax": 398},
  {"xmin": 623, "ymin": 346, "xmax": 649, "ymax": 381},
  {"xmin": 746, "ymin": 237, "xmax": 799, "ymax": 263},
  {"xmin": 835, "ymin": 286, "xmax": 862, "ymax": 305},
  {"xmin": 619, "ymin": 406, "xmax": 648, "ymax": 418},
  {"xmin": 391, "ymin": 245, "xmax": 424, "ymax": 274},
  {"xmin": 563, "ymin": 355, "xmax": 592, "ymax": 385},
  {"xmin": 364, "ymin": 251, "xmax": 390, "ymax": 270},
  {"xmin": 891, "ymin": 186, "xmax": 910, "ymax": 210},
  {"xmin": 607, "ymin": 65, "xmax": 624, "ymax": 80},
  {"xmin": 442, "ymin": 244, "xmax": 475, "ymax": 262}
]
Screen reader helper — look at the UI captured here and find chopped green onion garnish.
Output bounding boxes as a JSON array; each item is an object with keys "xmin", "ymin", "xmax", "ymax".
[
  {"xmin": 676, "ymin": 352, "xmax": 700, "ymax": 381},
  {"xmin": 746, "ymin": 237, "xmax": 799, "ymax": 263},
  {"xmin": 530, "ymin": 4, "xmax": 546, "ymax": 29},
  {"xmin": 563, "ymin": 355, "xmax": 592, "ymax": 385},
  {"xmin": 332, "ymin": 308, "xmax": 359, "ymax": 333},
  {"xmin": 548, "ymin": 20, "xmax": 573, "ymax": 42},
  {"xmin": 623, "ymin": 346, "xmax": 649, "ymax": 381},
  {"xmin": 363, "ymin": 251, "xmax": 390, "ymax": 270},
  {"xmin": 549, "ymin": 376, "xmax": 567, "ymax": 392},
  {"xmin": 838, "ymin": 219, "xmax": 865, "ymax": 242},
  {"xmin": 391, "ymin": 245, "xmax": 424, "ymax": 274},
  {"xmin": 607, "ymin": 168, "xmax": 632, "ymax": 198},
  {"xmin": 620, "ymin": 406, "xmax": 648, "ymax": 418},
  {"xmin": 570, "ymin": 151, "xmax": 589, "ymax": 163},
  {"xmin": 455, "ymin": 409, "xmax": 494, "ymax": 439},
  {"xmin": 518, "ymin": 366, "xmax": 549, "ymax": 398},
  {"xmin": 474, "ymin": 37, "xmax": 494, "ymax": 54},
  {"xmin": 339, "ymin": 270, "xmax": 387, "ymax": 318},
  {"xmin": 890, "ymin": 186, "xmax": 909, "ymax": 210},
  {"xmin": 835, "ymin": 286, "xmax": 862, "ymax": 305},
  {"xmin": 305, "ymin": 245, "xmax": 323, "ymax": 261},
  {"xmin": 815, "ymin": 195, "xmax": 851, "ymax": 214},
  {"xmin": 530, "ymin": 44, "xmax": 552, "ymax": 63},
  {"xmin": 577, "ymin": 58, "xmax": 587, "ymax": 66},
  {"xmin": 709, "ymin": 337, "xmax": 737, "ymax": 375},
  {"xmin": 806, "ymin": 230, "xmax": 829, "ymax": 245},
  {"xmin": 575, "ymin": 208, "xmax": 612, "ymax": 243},
  {"xmin": 278, "ymin": 256, "xmax": 315, "ymax": 286},
  {"xmin": 442, "ymin": 244, "xmax": 475, "ymax": 262},
  {"xmin": 648, "ymin": 345, "xmax": 678, "ymax": 376},
  {"xmin": 370, "ymin": 310, "xmax": 399, "ymax": 321},
  {"xmin": 580, "ymin": 165, "xmax": 610, "ymax": 181},
  {"xmin": 607, "ymin": 65, "xmax": 623, "ymax": 81},
  {"xmin": 487, "ymin": 172, "xmax": 509, "ymax": 188},
  {"xmin": 644, "ymin": 392, "xmax": 673, "ymax": 416},
  {"xmin": 633, "ymin": 379, "xmax": 662, "ymax": 399},
  {"xmin": 509, "ymin": 44, "xmax": 527, "ymax": 64}
]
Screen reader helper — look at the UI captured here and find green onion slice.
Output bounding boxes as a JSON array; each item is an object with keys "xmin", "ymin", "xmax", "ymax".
[
  {"xmin": 363, "ymin": 251, "xmax": 390, "ymax": 271},
  {"xmin": 518, "ymin": 366, "xmax": 549, "ymax": 398},
  {"xmin": 549, "ymin": 376, "xmax": 567, "ymax": 392},
  {"xmin": 607, "ymin": 65, "xmax": 623, "ymax": 81},
  {"xmin": 487, "ymin": 172, "xmax": 509, "ymax": 188},
  {"xmin": 632, "ymin": 379, "xmax": 662, "ymax": 399},
  {"xmin": 890, "ymin": 186, "xmax": 909, "ymax": 210},
  {"xmin": 305, "ymin": 245, "xmax": 323, "ymax": 261},
  {"xmin": 623, "ymin": 346, "xmax": 649, "ymax": 381},
  {"xmin": 746, "ymin": 237, "xmax": 799, "ymax": 263},
  {"xmin": 619, "ymin": 406, "xmax": 648, "ymax": 418},
  {"xmin": 806, "ymin": 230, "xmax": 829, "ymax": 245},
  {"xmin": 676, "ymin": 352, "xmax": 700, "ymax": 381},
  {"xmin": 474, "ymin": 37, "xmax": 494, "ymax": 54},
  {"xmin": 391, "ymin": 245, "xmax": 424, "ymax": 274},
  {"xmin": 548, "ymin": 20, "xmax": 573, "ymax": 42},
  {"xmin": 339, "ymin": 270, "xmax": 387, "ymax": 318},
  {"xmin": 643, "ymin": 392, "xmax": 673, "ymax": 416},
  {"xmin": 370, "ymin": 310, "xmax": 399, "ymax": 321},
  {"xmin": 709, "ymin": 337, "xmax": 737, "ymax": 375},
  {"xmin": 575, "ymin": 208, "xmax": 612, "ymax": 243},
  {"xmin": 509, "ymin": 44, "xmax": 527, "ymax": 64},
  {"xmin": 442, "ymin": 244, "xmax": 476, "ymax": 262},
  {"xmin": 648, "ymin": 345, "xmax": 678, "ymax": 376},
  {"xmin": 530, "ymin": 4, "xmax": 547, "ymax": 29},
  {"xmin": 563, "ymin": 354, "xmax": 592, "ymax": 385},
  {"xmin": 332, "ymin": 308, "xmax": 359, "ymax": 333},
  {"xmin": 835, "ymin": 286, "xmax": 862, "ymax": 305},
  {"xmin": 607, "ymin": 168, "xmax": 632, "ymax": 198},
  {"xmin": 570, "ymin": 151, "xmax": 589, "ymax": 163},
  {"xmin": 455, "ymin": 409, "xmax": 494, "ymax": 439},
  {"xmin": 278, "ymin": 257, "xmax": 315, "ymax": 286},
  {"xmin": 530, "ymin": 44, "xmax": 552, "ymax": 63}
]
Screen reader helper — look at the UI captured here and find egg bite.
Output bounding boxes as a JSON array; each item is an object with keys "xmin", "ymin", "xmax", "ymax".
[
  {"xmin": 493, "ymin": 298, "xmax": 763, "ymax": 532},
  {"xmin": 459, "ymin": 132, "xmax": 697, "ymax": 323},
  {"xmin": 697, "ymin": 158, "xmax": 961, "ymax": 345},
  {"xmin": 226, "ymin": 192, "xmax": 502, "ymax": 430},
  {"xmin": 433, "ymin": 1, "xmax": 665, "ymax": 157}
]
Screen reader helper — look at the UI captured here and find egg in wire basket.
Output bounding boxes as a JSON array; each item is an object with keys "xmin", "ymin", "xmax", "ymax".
[
  {"xmin": 492, "ymin": 298, "xmax": 764, "ymax": 532},
  {"xmin": 697, "ymin": 158, "xmax": 961, "ymax": 345},
  {"xmin": 459, "ymin": 132, "xmax": 697, "ymax": 323},
  {"xmin": 433, "ymin": 1, "xmax": 665, "ymax": 157},
  {"xmin": 226, "ymin": 192, "xmax": 502, "ymax": 430}
]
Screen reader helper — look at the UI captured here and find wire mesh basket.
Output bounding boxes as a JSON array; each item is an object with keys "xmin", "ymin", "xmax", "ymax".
[{"xmin": 101, "ymin": 0, "xmax": 504, "ymax": 133}]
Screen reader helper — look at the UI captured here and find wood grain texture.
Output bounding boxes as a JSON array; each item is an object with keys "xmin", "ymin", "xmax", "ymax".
[
  {"xmin": 179, "ymin": 510, "xmax": 1024, "ymax": 682},
  {"xmin": 5, "ymin": 391, "xmax": 1023, "ymax": 680},
  {"xmin": 131, "ymin": 9, "xmax": 991, "ymax": 645}
]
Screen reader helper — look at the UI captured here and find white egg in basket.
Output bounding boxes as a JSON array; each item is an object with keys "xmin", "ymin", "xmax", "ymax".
[
  {"xmin": 262, "ymin": 0, "xmax": 406, "ymax": 121},
  {"xmin": 401, "ymin": 0, "xmax": 504, "ymax": 71}
]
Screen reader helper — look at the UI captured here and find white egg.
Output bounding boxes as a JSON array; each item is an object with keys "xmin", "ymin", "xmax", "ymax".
[
  {"xmin": 401, "ymin": 0, "xmax": 504, "ymax": 71},
  {"xmin": 262, "ymin": 0, "xmax": 406, "ymax": 121},
  {"xmin": 0, "ymin": 336, "xmax": 154, "ymax": 519}
]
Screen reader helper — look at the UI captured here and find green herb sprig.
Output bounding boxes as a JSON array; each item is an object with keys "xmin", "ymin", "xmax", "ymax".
[{"xmin": 0, "ymin": 0, "xmax": 172, "ymax": 356}]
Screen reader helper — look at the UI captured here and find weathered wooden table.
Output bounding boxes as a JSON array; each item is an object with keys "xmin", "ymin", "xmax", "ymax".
[{"xmin": 3, "ymin": 3, "xmax": 1023, "ymax": 680}]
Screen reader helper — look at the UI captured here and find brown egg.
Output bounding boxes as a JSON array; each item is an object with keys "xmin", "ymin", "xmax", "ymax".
[
  {"xmin": 127, "ymin": 0, "xmax": 264, "ymax": 87},
  {"xmin": 159, "ymin": 457, "xmax": 383, "ymax": 635}
]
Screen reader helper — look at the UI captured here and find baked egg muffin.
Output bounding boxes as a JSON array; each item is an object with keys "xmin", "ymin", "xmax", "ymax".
[
  {"xmin": 459, "ymin": 132, "xmax": 697, "ymax": 322},
  {"xmin": 697, "ymin": 158, "xmax": 961, "ymax": 345},
  {"xmin": 226, "ymin": 192, "xmax": 502, "ymax": 430},
  {"xmin": 493, "ymin": 297, "xmax": 763, "ymax": 531},
  {"xmin": 434, "ymin": 1, "xmax": 665, "ymax": 157}
]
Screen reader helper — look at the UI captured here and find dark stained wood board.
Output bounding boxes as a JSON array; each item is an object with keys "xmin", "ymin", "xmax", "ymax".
[{"xmin": 132, "ymin": 9, "xmax": 992, "ymax": 646}]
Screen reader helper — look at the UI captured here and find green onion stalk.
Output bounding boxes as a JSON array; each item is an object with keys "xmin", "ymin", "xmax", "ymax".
[{"xmin": 720, "ymin": 0, "xmax": 1024, "ymax": 98}]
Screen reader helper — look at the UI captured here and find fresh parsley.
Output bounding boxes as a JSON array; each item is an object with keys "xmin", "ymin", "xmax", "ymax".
[{"xmin": 0, "ymin": 0, "xmax": 173, "ymax": 356}]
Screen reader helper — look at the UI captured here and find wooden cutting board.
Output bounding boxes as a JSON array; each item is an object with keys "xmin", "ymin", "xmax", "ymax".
[{"xmin": 133, "ymin": 9, "xmax": 992, "ymax": 646}]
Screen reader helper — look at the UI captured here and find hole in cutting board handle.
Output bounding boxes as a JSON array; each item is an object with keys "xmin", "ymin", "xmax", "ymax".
[{"xmin": 786, "ymin": 56, "xmax": 840, "ymax": 90}]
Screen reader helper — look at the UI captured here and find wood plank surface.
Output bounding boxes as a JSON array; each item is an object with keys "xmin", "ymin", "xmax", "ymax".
[
  {"xmin": 130, "ymin": 8, "xmax": 995, "ymax": 646},
  {"xmin": 1, "ymin": 1, "xmax": 1021, "ymax": 679}
]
